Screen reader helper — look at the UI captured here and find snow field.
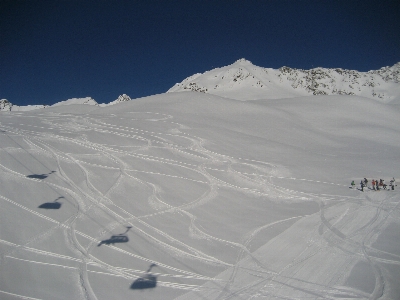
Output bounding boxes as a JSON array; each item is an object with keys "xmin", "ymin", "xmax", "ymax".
[{"xmin": 0, "ymin": 92, "xmax": 399, "ymax": 299}]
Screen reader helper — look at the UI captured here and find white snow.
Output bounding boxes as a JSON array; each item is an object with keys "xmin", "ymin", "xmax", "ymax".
[
  {"xmin": 168, "ymin": 59, "xmax": 400, "ymax": 103},
  {"xmin": 1, "ymin": 66, "xmax": 400, "ymax": 299},
  {"xmin": 7, "ymin": 104, "xmax": 49, "ymax": 112},
  {"xmin": 0, "ymin": 59, "xmax": 400, "ymax": 299},
  {"xmin": 1, "ymin": 95, "xmax": 134, "ymax": 112},
  {"xmin": 2, "ymin": 60, "xmax": 400, "ymax": 111},
  {"xmin": 51, "ymin": 97, "xmax": 98, "ymax": 107},
  {"xmin": 99, "ymin": 94, "xmax": 132, "ymax": 107}
]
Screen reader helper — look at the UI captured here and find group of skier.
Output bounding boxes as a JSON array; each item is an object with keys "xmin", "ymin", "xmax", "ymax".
[{"xmin": 351, "ymin": 178, "xmax": 396, "ymax": 191}]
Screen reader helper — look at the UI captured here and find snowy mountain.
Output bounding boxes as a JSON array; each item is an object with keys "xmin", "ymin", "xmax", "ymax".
[
  {"xmin": 0, "ymin": 99, "xmax": 48, "ymax": 112},
  {"xmin": 0, "ymin": 97, "xmax": 98, "ymax": 112},
  {"xmin": 1, "ymin": 95, "xmax": 134, "ymax": 112},
  {"xmin": 1, "ymin": 91, "xmax": 400, "ymax": 299},
  {"xmin": 51, "ymin": 96, "xmax": 98, "ymax": 107},
  {"xmin": 99, "ymin": 94, "xmax": 132, "ymax": 107},
  {"xmin": 3, "ymin": 60, "xmax": 400, "ymax": 112},
  {"xmin": 168, "ymin": 59, "xmax": 400, "ymax": 103}
]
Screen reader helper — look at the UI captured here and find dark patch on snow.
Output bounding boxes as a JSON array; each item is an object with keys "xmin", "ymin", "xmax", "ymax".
[
  {"xmin": 27, "ymin": 171, "xmax": 55, "ymax": 179},
  {"xmin": 130, "ymin": 264, "xmax": 157, "ymax": 290}
]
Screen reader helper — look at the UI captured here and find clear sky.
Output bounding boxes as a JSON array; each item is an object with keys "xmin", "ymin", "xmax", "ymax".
[{"xmin": 1, "ymin": 0, "xmax": 399, "ymax": 106}]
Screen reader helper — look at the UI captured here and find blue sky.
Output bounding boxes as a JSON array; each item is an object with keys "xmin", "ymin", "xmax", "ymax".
[{"xmin": 1, "ymin": 0, "xmax": 399, "ymax": 106}]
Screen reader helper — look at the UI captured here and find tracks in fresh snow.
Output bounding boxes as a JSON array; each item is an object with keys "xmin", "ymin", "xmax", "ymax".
[{"xmin": 1, "ymin": 113, "xmax": 399, "ymax": 300}]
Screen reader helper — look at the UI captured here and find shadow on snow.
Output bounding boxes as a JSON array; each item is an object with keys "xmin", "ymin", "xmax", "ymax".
[
  {"xmin": 98, "ymin": 226, "xmax": 132, "ymax": 246},
  {"xmin": 130, "ymin": 264, "xmax": 157, "ymax": 290},
  {"xmin": 38, "ymin": 196, "xmax": 64, "ymax": 209},
  {"xmin": 27, "ymin": 170, "xmax": 56, "ymax": 179}
]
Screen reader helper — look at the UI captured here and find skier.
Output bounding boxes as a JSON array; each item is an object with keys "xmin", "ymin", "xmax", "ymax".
[
  {"xmin": 376, "ymin": 180, "xmax": 380, "ymax": 190},
  {"xmin": 371, "ymin": 179, "xmax": 376, "ymax": 190},
  {"xmin": 360, "ymin": 180, "xmax": 364, "ymax": 192},
  {"xmin": 380, "ymin": 179, "xmax": 387, "ymax": 190},
  {"xmin": 390, "ymin": 178, "xmax": 396, "ymax": 190},
  {"xmin": 351, "ymin": 180, "xmax": 355, "ymax": 189},
  {"xmin": 364, "ymin": 178, "xmax": 368, "ymax": 187}
]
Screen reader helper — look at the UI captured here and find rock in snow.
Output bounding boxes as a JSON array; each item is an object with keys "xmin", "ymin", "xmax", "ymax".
[{"xmin": 0, "ymin": 99, "xmax": 12, "ymax": 111}]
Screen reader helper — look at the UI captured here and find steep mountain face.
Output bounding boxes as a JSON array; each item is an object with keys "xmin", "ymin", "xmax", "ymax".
[{"xmin": 168, "ymin": 59, "xmax": 400, "ymax": 102}]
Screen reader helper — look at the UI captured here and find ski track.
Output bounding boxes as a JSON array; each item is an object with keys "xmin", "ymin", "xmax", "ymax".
[{"xmin": 1, "ymin": 113, "xmax": 399, "ymax": 299}]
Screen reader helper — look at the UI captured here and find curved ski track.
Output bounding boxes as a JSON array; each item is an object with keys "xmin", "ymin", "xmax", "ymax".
[{"xmin": 0, "ymin": 112, "xmax": 399, "ymax": 300}]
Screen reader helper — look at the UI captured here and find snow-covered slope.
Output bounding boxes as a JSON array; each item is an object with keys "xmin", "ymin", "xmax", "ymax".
[
  {"xmin": 51, "ymin": 96, "xmax": 98, "ymax": 107},
  {"xmin": 9, "ymin": 104, "xmax": 49, "ymax": 111},
  {"xmin": 1, "ymin": 95, "xmax": 135, "ymax": 112},
  {"xmin": 99, "ymin": 94, "xmax": 132, "ymax": 107},
  {"xmin": 0, "ymin": 97, "xmax": 98, "ymax": 112},
  {"xmin": 168, "ymin": 59, "xmax": 400, "ymax": 102},
  {"xmin": 1, "ymin": 91, "xmax": 399, "ymax": 299},
  {"xmin": 1, "ymin": 99, "xmax": 49, "ymax": 112}
]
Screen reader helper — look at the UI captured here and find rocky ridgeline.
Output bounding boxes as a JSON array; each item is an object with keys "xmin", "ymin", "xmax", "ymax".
[
  {"xmin": 278, "ymin": 63, "xmax": 400, "ymax": 98},
  {"xmin": 168, "ymin": 59, "xmax": 400, "ymax": 102},
  {"xmin": 370, "ymin": 63, "xmax": 400, "ymax": 82}
]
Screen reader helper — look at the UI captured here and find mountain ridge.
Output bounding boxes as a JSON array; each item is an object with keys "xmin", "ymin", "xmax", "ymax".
[
  {"xmin": 168, "ymin": 59, "xmax": 400, "ymax": 103},
  {"xmin": 0, "ymin": 94, "xmax": 132, "ymax": 112},
  {"xmin": 2, "ymin": 60, "xmax": 400, "ymax": 112}
]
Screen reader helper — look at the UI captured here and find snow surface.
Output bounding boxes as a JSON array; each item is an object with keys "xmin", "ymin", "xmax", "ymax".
[{"xmin": 1, "ymin": 90, "xmax": 399, "ymax": 299}]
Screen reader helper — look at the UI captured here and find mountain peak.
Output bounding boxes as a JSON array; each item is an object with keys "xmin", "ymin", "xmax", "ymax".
[
  {"xmin": 116, "ymin": 94, "xmax": 132, "ymax": 102},
  {"xmin": 102, "ymin": 94, "xmax": 132, "ymax": 107},
  {"xmin": 167, "ymin": 60, "xmax": 400, "ymax": 103},
  {"xmin": 234, "ymin": 58, "xmax": 253, "ymax": 65}
]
